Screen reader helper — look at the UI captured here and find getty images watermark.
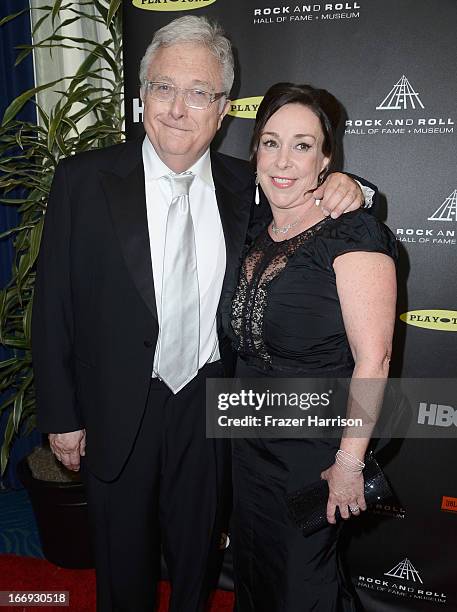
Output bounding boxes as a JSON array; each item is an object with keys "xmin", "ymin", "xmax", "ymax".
[
  {"xmin": 216, "ymin": 387, "xmax": 361, "ymax": 426},
  {"xmin": 206, "ymin": 378, "xmax": 457, "ymax": 439}
]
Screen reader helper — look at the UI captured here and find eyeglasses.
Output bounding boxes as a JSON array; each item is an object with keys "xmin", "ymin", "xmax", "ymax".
[{"xmin": 144, "ymin": 81, "xmax": 226, "ymax": 110}]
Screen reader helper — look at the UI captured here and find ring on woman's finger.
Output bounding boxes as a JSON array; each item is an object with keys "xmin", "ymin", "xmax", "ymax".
[{"xmin": 349, "ymin": 504, "xmax": 360, "ymax": 513}]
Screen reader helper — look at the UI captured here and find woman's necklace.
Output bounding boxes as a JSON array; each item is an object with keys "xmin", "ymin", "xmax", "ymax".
[{"xmin": 271, "ymin": 214, "xmax": 305, "ymax": 235}]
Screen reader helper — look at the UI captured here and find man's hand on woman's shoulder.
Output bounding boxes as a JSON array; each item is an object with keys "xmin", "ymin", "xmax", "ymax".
[{"xmin": 308, "ymin": 172, "xmax": 364, "ymax": 218}]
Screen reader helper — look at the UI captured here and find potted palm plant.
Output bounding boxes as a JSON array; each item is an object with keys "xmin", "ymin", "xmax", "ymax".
[{"xmin": 0, "ymin": 0, "xmax": 123, "ymax": 568}]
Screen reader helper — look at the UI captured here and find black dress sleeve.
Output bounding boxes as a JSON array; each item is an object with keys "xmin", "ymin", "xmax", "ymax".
[{"xmin": 315, "ymin": 210, "xmax": 398, "ymax": 267}]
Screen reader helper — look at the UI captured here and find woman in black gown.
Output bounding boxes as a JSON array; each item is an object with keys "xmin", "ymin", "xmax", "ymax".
[{"xmin": 226, "ymin": 83, "xmax": 397, "ymax": 611}]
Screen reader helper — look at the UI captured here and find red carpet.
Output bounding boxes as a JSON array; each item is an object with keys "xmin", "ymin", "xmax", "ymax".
[{"xmin": 0, "ymin": 555, "xmax": 234, "ymax": 611}]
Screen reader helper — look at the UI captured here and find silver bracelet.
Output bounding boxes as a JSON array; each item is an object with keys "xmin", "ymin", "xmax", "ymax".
[{"xmin": 335, "ymin": 449, "xmax": 365, "ymax": 473}]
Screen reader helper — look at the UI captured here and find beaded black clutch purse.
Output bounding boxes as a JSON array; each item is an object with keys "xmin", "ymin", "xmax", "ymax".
[{"xmin": 285, "ymin": 452, "xmax": 393, "ymax": 536}]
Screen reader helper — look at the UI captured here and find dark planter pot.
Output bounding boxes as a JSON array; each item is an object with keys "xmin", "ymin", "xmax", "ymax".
[{"xmin": 17, "ymin": 458, "xmax": 94, "ymax": 569}]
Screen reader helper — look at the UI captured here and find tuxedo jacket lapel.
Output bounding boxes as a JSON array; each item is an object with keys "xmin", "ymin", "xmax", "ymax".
[
  {"xmin": 211, "ymin": 153, "xmax": 254, "ymax": 344},
  {"xmin": 99, "ymin": 140, "xmax": 158, "ymax": 324},
  {"xmin": 215, "ymin": 179, "xmax": 249, "ymax": 289},
  {"xmin": 98, "ymin": 144, "xmax": 253, "ymax": 339},
  {"xmin": 212, "ymin": 155, "xmax": 253, "ymax": 306}
]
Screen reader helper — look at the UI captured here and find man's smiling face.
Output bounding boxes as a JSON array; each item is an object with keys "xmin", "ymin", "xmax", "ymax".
[{"xmin": 141, "ymin": 42, "xmax": 230, "ymax": 173}]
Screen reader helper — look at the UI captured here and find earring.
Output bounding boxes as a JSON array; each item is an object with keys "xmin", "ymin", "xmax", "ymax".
[
  {"xmin": 318, "ymin": 167, "xmax": 329, "ymax": 186},
  {"xmin": 255, "ymin": 175, "xmax": 260, "ymax": 205}
]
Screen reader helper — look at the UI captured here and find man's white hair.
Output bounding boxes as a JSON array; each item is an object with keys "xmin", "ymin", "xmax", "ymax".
[{"xmin": 139, "ymin": 16, "xmax": 234, "ymax": 96}]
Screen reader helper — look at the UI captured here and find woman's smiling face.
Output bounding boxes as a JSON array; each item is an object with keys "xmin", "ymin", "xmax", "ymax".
[{"xmin": 256, "ymin": 102, "xmax": 330, "ymax": 212}]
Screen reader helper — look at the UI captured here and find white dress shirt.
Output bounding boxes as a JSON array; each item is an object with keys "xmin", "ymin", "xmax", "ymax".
[
  {"xmin": 142, "ymin": 136, "xmax": 226, "ymax": 377},
  {"xmin": 356, "ymin": 181, "xmax": 375, "ymax": 208}
]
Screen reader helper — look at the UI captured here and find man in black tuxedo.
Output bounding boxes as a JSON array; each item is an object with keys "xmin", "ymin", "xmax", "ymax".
[{"xmin": 32, "ymin": 15, "xmax": 373, "ymax": 612}]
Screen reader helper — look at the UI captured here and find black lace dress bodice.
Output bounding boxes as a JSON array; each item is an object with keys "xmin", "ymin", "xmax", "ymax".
[
  {"xmin": 230, "ymin": 211, "xmax": 397, "ymax": 377},
  {"xmin": 228, "ymin": 210, "xmax": 398, "ymax": 612}
]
